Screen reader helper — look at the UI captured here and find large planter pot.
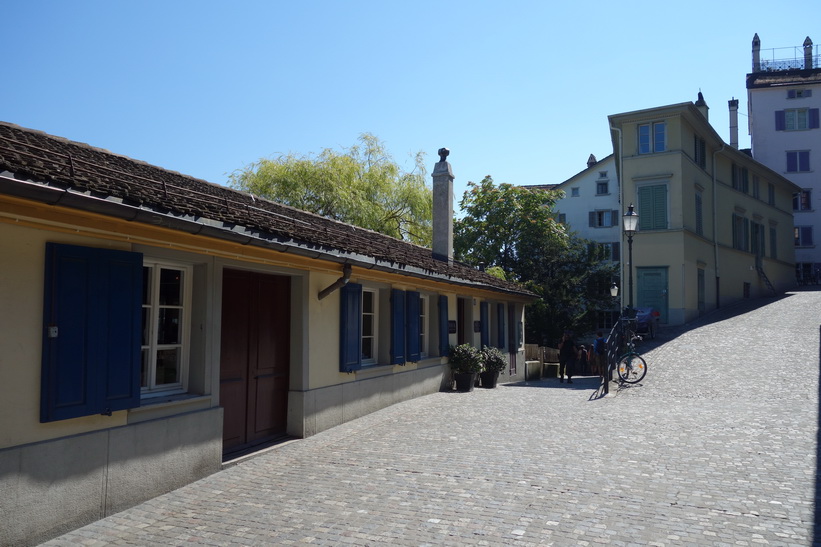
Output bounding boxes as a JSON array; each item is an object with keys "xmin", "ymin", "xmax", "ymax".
[
  {"xmin": 454, "ymin": 372, "xmax": 478, "ymax": 392},
  {"xmin": 480, "ymin": 370, "xmax": 500, "ymax": 388}
]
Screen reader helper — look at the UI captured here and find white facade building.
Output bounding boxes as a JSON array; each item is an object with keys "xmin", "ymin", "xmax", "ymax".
[
  {"xmin": 535, "ymin": 154, "xmax": 621, "ymax": 261},
  {"xmin": 747, "ymin": 34, "xmax": 821, "ymax": 283}
]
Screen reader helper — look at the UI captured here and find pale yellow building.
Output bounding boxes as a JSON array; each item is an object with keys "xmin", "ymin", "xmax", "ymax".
[
  {"xmin": 609, "ymin": 95, "xmax": 799, "ymax": 325},
  {"xmin": 0, "ymin": 123, "xmax": 534, "ymax": 545}
]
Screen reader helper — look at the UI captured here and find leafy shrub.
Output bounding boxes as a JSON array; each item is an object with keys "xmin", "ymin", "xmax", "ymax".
[{"xmin": 448, "ymin": 344, "xmax": 482, "ymax": 373}]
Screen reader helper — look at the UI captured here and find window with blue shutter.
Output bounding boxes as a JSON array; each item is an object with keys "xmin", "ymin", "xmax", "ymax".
[
  {"xmin": 496, "ymin": 303, "xmax": 506, "ymax": 349},
  {"xmin": 775, "ymin": 110, "xmax": 786, "ymax": 131},
  {"xmin": 390, "ymin": 289, "xmax": 406, "ymax": 365},
  {"xmin": 480, "ymin": 301, "xmax": 489, "ymax": 348},
  {"xmin": 41, "ymin": 243, "xmax": 142, "ymax": 422},
  {"xmin": 438, "ymin": 295, "xmax": 449, "ymax": 356},
  {"xmin": 339, "ymin": 283, "xmax": 363, "ymax": 372},
  {"xmin": 405, "ymin": 291, "xmax": 421, "ymax": 362}
]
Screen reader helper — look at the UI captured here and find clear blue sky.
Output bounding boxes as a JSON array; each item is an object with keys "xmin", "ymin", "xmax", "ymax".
[{"xmin": 3, "ymin": 1, "xmax": 815, "ymax": 207}]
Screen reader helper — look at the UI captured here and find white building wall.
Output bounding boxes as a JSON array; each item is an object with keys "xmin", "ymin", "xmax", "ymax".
[
  {"xmin": 553, "ymin": 155, "xmax": 621, "ymax": 251},
  {"xmin": 748, "ymin": 70, "xmax": 821, "ymax": 278}
]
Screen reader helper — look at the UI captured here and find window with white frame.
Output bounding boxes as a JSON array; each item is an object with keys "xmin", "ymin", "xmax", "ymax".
[
  {"xmin": 589, "ymin": 209, "xmax": 618, "ymax": 228},
  {"xmin": 795, "ymin": 226, "xmax": 814, "ymax": 247},
  {"xmin": 571, "ymin": 187, "xmax": 580, "ymax": 197},
  {"xmin": 787, "ymin": 150, "xmax": 811, "ymax": 173},
  {"xmin": 141, "ymin": 262, "xmax": 192, "ymax": 394},
  {"xmin": 596, "ymin": 181, "xmax": 609, "ymax": 195},
  {"xmin": 638, "ymin": 122, "xmax": 666, "ymax": 154},
  {"xmin": 794, "ymin": 189, "xmax": 812, "ymax": 211},
  {"xmin": 361, "ymin": 288, "xmax": 378, "ymax": 364}
]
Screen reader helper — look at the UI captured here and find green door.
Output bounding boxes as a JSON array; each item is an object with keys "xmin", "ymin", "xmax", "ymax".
[{"xmin": 637, "ymin": 267, "xmax": 668, "ymax": 323}]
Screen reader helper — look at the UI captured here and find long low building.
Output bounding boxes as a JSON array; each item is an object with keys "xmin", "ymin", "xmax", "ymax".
[{"xmin": 0, "ymin": 122, "xmax": 535, "ymax": 546}]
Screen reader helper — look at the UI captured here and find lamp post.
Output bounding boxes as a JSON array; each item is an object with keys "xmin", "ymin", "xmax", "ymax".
[{"xmin": 623, "ymin": 204, "xmax": 639, "ymax": 317}]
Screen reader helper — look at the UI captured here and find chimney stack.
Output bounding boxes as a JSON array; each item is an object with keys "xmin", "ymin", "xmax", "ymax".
[
  {"xmin": 728, "ymin": 98, "xmax": 739, "ymax": 149},
  {"xmin": 752, "ymin": 33, "xmax": 761, "ymax": 72},
  {"xmin": 804, "ymin": 37, "xmax": 814, "ymax": 70},
  {"xmin": 587, "ymin": 154, "xmax": 597, "ymax": 169},
  {"xmin": 695, "ymin": 91, "xmax": 709, "ymax": 121},
  {"xmin": 432, "ymin": 148, "xmax": 454, "ymax": 262}
]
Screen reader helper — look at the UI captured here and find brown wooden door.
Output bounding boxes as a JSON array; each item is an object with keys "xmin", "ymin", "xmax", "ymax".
[{"xmin": 220, "ymin": 269, "xmax": 290, "ymax": 453}]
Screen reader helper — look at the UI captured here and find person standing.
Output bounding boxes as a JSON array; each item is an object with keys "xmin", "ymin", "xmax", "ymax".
[
  {"xmin": 557, "ymin": 330, "xmax": 578, "ymax": 384},
  {"xmin": 592, "ymin": 331, "xmax": 606, "ymax": 376}
]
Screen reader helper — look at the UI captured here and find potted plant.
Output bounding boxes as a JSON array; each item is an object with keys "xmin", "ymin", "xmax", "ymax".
[
  {"xmin": 448, "ymin": 344, "xmax": 482, "ymax": 392},
  {"xmin": 479, "ymin": 345, "xmax": 506, "ymax": 388}
]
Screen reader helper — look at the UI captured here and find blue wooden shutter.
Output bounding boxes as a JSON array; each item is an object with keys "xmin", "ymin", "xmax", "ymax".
[
  {"xmin": 588, "ymin": 211, "xmax": 596, "ymax": 227},
  {"xmin": 802, "ymin": 227, "xmax": 814, "ymax": 246},
  {"xmin": 339, "ymin": 283, "xmax": 362, "ymax": 372},
  {"xmin": 41, "ymin": 243, "xmax": 142, "ymax": 422},
  {"xmin": 496, "ymin": 303, "xmax": 506, "ymax": 349},
  {"xmin": 480, "ymin": 301, "xmax": 489, "ymax": 347},
  {"xmin": 775, "ymin": 110, "xmax": 786, "ymax": 131},
  {"xmin": 405, "ymin": 291, "xmax": 421, "ymax": 362},
  {"xmin": 810, "ymin": 109, "xmax": 820, "ymax": 129},
  {"xmin": 787, "ymin": 151, "xmax": 797, "ymax": 172},
  {"xmin": 390, "ymin": 289, "xmax": 406, "ymax": 365},
  {"xmin": 438, "ymin": 295, "xmax": 449, "ymax": 356},
  {"xmin": 799, "ymin": 151, "xmax": 810, "ymax": 172},
  {"xmin": 612, "ymin": 241, "xmax": 620, "ymax": 261}
]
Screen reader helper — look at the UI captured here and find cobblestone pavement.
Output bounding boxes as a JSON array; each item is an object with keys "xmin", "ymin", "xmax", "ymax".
[{"xmin": 44, "ymin": 289, "xmax": 821, "ymax": 546}]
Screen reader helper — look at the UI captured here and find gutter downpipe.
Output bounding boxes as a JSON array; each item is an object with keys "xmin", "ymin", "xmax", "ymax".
[
  {"xmin": 712, "ymin": 144, "xmax": 727, "ymax": 309},
  {"xmin": 318, "ymin": 263, "xmax": 352, "ymax": 300}
]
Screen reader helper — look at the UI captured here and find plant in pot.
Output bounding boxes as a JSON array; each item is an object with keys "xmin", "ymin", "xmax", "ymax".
[
  {"xmin": 480, "ymin": 345, "xmax": 506, "ymax": 388},
  {"xmin": 449, "ymin": 344, "xmax": 482, "ymax": 392}
]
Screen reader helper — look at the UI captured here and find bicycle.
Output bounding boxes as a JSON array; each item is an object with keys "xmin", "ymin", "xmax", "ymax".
[{"xmin": 615, "ymin": 333, "xmax": 647, "ymax": 384}]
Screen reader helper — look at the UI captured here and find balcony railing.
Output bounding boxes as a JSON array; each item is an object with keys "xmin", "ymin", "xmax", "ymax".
[{"xmin": 757, "ymin": 45, "xmax": 820, "ymax": 72}]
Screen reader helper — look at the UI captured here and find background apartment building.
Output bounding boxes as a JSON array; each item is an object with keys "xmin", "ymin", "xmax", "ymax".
[
  {"xmin": 609, "ymin": 94, "xmax": 799, "ymax": 326},
  {"xmin": 746, "ymin": 34, "xmax": 821, "ymax": 284}
]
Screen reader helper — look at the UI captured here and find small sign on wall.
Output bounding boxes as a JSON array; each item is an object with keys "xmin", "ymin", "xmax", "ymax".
[
  {"xmin": 448, "ymin": 320, "xmax": 457, "ymax": 334},
  {"xmin": 473, "ymin": 321, "xmax": 481, "ymax": 333}
]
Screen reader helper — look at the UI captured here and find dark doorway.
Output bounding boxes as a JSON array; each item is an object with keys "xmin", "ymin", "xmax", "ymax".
[{"xmin": 220, "ymin": 269, "xmax": 291, "ymax": 455}]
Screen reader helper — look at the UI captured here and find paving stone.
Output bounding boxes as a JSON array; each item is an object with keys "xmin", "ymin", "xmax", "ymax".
[{"xmin": 41, "ymin": 289, "xmax": 821, "ymax": 546}]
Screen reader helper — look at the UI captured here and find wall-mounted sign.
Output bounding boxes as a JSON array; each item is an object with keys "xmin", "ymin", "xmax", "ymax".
[
  {"xmin": 448, "ymin": 320, "xmax": 457, "ymax": 334},
  {"xmin": 473, "ymin": 321, "xmax": 482, "ymax": 333}
]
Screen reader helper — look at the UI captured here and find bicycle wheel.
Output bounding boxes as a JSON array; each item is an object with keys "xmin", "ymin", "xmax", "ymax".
[{"xmin": 617, "ymin": 353, "xmax": 647, "ymax": 383}]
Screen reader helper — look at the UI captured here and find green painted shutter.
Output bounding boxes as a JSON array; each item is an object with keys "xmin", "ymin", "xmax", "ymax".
[{"xmin": 496, "ymin": 303, "xmax": 506, "ymax": 349}]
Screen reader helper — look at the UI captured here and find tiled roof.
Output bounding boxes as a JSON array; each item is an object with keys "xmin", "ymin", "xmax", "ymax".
[
  {"xmin": 746, "ymin": 69, "xmax": 821, "ymax": 88},
  {"xmin": 0, "ymin": 121, "xmax": 533, "ymax": 297}
]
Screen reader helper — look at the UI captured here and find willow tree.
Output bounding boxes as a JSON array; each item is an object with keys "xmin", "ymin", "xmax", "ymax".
[{"xmin": 229, "ymin": 133, "xmax": 432, "ymax": 246}]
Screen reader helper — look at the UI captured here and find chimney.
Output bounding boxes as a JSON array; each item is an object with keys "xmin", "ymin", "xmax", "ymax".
[
  {"xmin": 804, "ymin": 36, "xmax": 814, "ymax": 70},
  {"xmin": 587, "ymin": 154, "xmax": 597, "ymax": 169},
  {"xmin": 728, "ymin": 98, "xmax": 739, "ymax": 149},
  {"xmin": 432, "ymin": 147, "xmax": 454, "ymax": 262},
  {"xmin": 752, "ymin": 33, "xmax": 761, "ymax": 72},
  {"xmin": 695, "ymin": 91, "xmax": 709, "ymax": 120}
]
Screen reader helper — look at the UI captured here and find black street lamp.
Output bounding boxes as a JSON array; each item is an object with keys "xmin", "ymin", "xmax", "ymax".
[{"xmin": 623, "ymin": 204, "xmax": 639, "ymax": 316}]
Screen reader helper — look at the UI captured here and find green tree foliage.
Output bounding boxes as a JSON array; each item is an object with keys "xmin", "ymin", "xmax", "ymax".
[
  {"xmin": 454, "ymin": 176, "xmax": 617, "ymax": 344},
  {"xmin": 229, "ymin": 134, "xmax": 433, "ymax": 246}
]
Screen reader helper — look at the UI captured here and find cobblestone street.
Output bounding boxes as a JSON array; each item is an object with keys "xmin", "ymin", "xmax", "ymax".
[{"xmin": 43, "ymin": 289, "xmax": 821, "ymax": 546}]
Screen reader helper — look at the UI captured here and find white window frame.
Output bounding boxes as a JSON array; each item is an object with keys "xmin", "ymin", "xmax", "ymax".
[
  {"xmin": 638, "ymin": 122, "xmax": 666, "ymax": 154},
  {"xmin": 141, "ymin": 260, "xmax": 192, "ymax": 397},
  {"xmin": 785, "ymin": 108, "xmax": 809, "ymax": 130},
  {"xmin": 361, "ymin": 288, "xmax": 378, "ymax": 365}
]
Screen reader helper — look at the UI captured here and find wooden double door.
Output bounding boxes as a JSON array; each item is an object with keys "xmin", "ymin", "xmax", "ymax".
[{"xmin": 220, "ymin": 269, "xmax": 291, "ymax": 454}]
